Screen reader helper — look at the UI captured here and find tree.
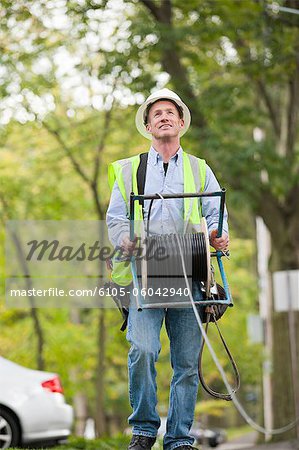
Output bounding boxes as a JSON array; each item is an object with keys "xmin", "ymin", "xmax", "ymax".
[
  {"xmin": 1, "ymin": 0, "xmax": 298, "ymax": 440},
  {"xmin": 0, "ymin": 194, "xmax": 45, "ymax": 370},
  {"xmin": 89, "ymin": 0, "xmax": 299, "ymax": 441}
]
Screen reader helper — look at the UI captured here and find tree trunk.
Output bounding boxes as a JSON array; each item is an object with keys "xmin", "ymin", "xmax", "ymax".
[
  {"xmin": 93, "ymin": 204, "xmax": 108, "ymax": 436},
  {"xmin": 260, "ymin": 207, "xmax": 299, "ymax": 441},
  {"xmin": 70, "ymin": 309, "xmax": 88, "ymax": 436},
  {"xmin": 94, "ymin": 308, "xmax": 107, "ymax": 436},
  {"xmin": 10, "ymin": 228, "xmax": 45, "ymax": 370},
  {"xmin": 72, "ymin": 380, "xmax": 88, "ymax": 436},
  {"xmin": 271, "ymin": 312, "xmax": 299, "ymax": 441}
]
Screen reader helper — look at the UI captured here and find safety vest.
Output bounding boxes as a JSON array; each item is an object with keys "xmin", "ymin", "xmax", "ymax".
[{"xmin": 108, "ymin": 151, "xmax": 206, "ymax": 286}]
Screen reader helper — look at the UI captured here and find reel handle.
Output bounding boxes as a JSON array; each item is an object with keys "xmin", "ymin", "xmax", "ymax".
[{"xmin": 217, "ymin": 188, "xmax": 226, "ymax": 238}]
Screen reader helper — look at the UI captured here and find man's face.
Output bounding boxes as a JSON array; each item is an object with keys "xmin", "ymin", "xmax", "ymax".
[{"xmin": 146, "ymin": 100, "xmax": 184, "ymax": 140}]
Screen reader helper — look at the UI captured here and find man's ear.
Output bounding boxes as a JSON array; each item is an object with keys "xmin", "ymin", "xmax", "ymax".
[
  {"xmin": 180, "ymin": 119, "xmax": 185, "ymax": 129},
  {"xmin": 146, "ymin": 123, "xmax": 152, "ymax": 133}
]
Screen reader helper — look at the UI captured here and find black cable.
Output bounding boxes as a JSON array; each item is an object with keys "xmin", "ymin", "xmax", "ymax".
[
  {"xmin": 144, "ymin": 196, "xmax": 208, "ymax": 291},
  {"xmin": 146, "ymin": 233, "xmax": 208, "ymax": 285},
  {"xmin": 146, "ymin": 198, "xmax": 155, "ymax": 237}
]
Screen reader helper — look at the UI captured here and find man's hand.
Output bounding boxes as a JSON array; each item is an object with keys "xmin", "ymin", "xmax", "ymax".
[
  {"xmin": 120, "ymin": 234, "xmax": 138, "ymax": 256},
  {"xmin": 209, "ymin": 230, "xmax": 229, "ymax": 252}
]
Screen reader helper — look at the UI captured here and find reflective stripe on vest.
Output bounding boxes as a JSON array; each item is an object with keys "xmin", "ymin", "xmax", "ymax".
[
  {"xmin": 108, "ymin": 151, "xmax": 206, "ymax": 286},
  {"xmin": 108, "ymin": 155, "xmax": 143, "ymax": 221}
]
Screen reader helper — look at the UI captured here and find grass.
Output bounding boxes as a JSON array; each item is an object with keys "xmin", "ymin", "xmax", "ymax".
[
  {"xmin": 225, "ymin": 424, "xmax": 253, "ymax": 440},
  {"xmin": 13, "ymin": 425, "xmax": 254, "ymax": 450},
  {"xmin": 63, "ymin": 436, "xmax": 163, "ymax": 450},
  {"xmin": 14, "ymin": 435, "xmax": 162, "ymax": 450}
]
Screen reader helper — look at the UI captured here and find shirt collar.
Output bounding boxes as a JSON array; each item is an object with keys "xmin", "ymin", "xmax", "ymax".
[{"xmin": 148, "ymin": 146, "xmax": 182, "ymax": 166}]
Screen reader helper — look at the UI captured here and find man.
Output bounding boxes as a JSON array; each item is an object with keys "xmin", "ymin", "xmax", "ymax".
[{"xmin": 106, "ymin": 88, "xmax": 228, "ymax": 450}]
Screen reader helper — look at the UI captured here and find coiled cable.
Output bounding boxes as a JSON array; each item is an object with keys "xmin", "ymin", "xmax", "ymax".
[
  {"xmin": 155, "ymin": 192, "xmax": 299, "ymax": 435},
  {"xmin": 145, "ymin": 233, "xmax": 208, "ymax": 283}
]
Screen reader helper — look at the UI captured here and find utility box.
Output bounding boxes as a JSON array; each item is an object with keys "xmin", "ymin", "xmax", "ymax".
[
  {"xmin": 273, "ymin": 270, "xmax": 299, "ymax": 312},
  {"xmin": 247, "ymin": 314, "xmax": 264, "ymax": 344}
]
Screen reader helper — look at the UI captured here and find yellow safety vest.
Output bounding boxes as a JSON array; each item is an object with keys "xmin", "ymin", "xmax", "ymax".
[{"xmin": 108, "ymin": 151, "xmax": 206, "ymax": 286}]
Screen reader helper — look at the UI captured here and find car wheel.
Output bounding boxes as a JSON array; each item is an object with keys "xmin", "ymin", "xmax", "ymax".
[
  {"xmin": 0, "ymin": 410, "xmax": 20, "ymax": 449},
  {"xmin": 209, "ymin": 438, "xmax": 218, "ymax": 448}
]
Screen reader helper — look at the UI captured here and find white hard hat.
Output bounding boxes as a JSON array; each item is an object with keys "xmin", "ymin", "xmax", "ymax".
[{"xmin": 135, "ymin": 88, "xmax": 191, "ymax": 139}]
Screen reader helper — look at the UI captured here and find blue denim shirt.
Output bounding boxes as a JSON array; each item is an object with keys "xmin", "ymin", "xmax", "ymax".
[{"xmin": 106, "ymin": 146, "xmax": 228, "ymax": 247}]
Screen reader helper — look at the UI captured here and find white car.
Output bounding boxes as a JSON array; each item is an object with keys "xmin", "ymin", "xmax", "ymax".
[{"xmin": 0, "ymin": 357, "xmax": 73, "ymax": 449}]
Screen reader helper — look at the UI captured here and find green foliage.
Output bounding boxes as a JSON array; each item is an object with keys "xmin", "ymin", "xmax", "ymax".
[
  {"xmin": 0, "ymin": 104, "xmax": 262, "ymax": 433},
  {"xmin": 1, "ymin": 162, "xmax": 261, "ymax": 430},
  {"xmin": 195, "ymin": 399, "xmax": 231, "ymax": 417},
  {"xmin": 62, "ymin": 435, "xmax": 130, "ymax": 449},
  {"xmin": 1, "ymin": 0, "xmax": 296, "ymax": 436}
]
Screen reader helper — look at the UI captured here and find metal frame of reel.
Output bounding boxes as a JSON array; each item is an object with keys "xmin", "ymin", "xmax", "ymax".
[{"xmin": 129, "ymin": 188, "xmax": 233, "ymax": 311}]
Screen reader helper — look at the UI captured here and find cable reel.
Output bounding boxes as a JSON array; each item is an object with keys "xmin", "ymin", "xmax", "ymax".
[
  {"xmin": 140, "ymin": 218, "xmax": 211, "ymax": 304},
  {"xmin": 129, "ymin": 191, "xmax": 240, "ymax": 401},
  {"xmin": 137, "ymin": 217, "xmax": 240, "ymax": 400}
]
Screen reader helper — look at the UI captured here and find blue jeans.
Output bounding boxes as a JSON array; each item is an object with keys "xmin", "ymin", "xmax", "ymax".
[{"xmin": 126, "ymin": 286, "xmax": 202, "ymax": 450}]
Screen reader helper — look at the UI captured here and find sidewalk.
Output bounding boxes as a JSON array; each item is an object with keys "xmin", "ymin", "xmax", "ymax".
[
  {"xmin": 215, "ymin": 432, "xmax": 299, "ymax": 450},
  {"xmin": 249, "ymin": 441, "xmax": 299, "ymax": 450}
]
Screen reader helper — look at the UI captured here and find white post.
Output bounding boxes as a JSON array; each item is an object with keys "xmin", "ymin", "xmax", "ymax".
[{"xmin": 256, "ymin": 216, "xmax": 273, "ymax": 442}]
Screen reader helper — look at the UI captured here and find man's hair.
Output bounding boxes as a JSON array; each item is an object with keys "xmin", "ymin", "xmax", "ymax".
[{"xmin": 143, "ymin": 98, "xmax": 184, "ymax": 125}]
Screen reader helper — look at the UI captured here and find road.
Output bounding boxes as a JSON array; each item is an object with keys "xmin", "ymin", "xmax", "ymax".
[
  {"xmin": 200, "ymin": 432, "xmax": 299, "ymax": 450},
  {"xmin": 217, "ymin": 432, "xmax": 256, "ymax": 450}
]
